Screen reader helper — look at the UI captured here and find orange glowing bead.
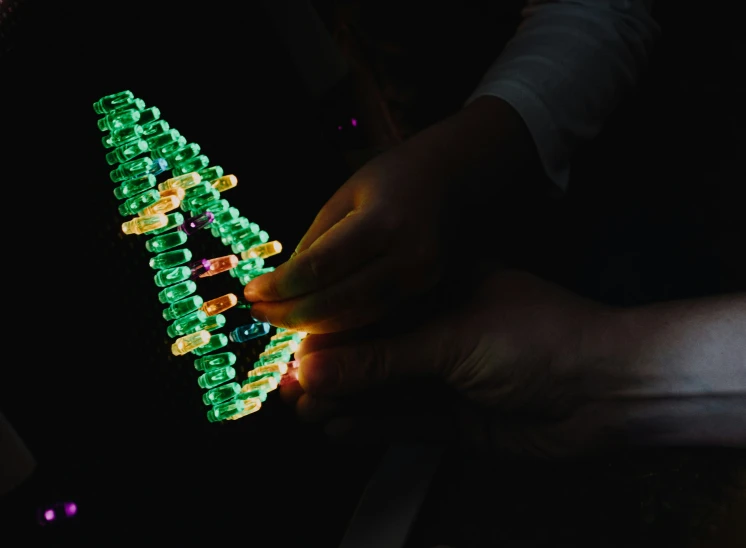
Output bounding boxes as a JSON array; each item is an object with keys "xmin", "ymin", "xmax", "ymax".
[
  {"xmin": 211, "ymin": 174, "xmax": 238, "ymax": 193},
  {"xmin": 201, "ymin": 293, "xmax": 238, "ymax": 316},
  {"xmin": 159, "ymin": 186, "xmax": 186, "ymax": 201},
  {"xmin": 240, "ymin": 240, "xmax": 282, "ymax": 260},
  {"xmin": 199, "ymin": 254, "xmax": 239, "ymax": 277},
  {"xmin": 139, "ymin": 194, "xmax": 181, "ymax": 216}
]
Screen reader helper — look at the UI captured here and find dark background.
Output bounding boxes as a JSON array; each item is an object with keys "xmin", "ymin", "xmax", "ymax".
[{"xmin": 1, "ymin": 1, "xmax": 745, "ymax": 547}]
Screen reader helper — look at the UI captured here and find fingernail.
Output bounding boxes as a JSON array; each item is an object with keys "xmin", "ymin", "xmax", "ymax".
[
  {"xmin": 243, "ymin": 284, "xmax": 258, "ymax": 302},
  {"xmin": 250, "ymin": 308, "xmax": 267, "ymax": 322}
]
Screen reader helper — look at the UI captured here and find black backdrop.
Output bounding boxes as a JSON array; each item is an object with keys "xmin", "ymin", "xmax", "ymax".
[
  {"xmin": 0, "ymin": 1, "xmax": 382, "ymax": 546},
  {"xmin": 2, "ymin": 1, "xmax": 746, "ymax": 547}
]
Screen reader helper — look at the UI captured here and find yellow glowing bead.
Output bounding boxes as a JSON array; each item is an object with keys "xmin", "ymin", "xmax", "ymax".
[
  {"xmin": 138, "ymin": 195, "xmax": 181, "ymax": 216},
  {"xmin": 199, "ymin": 254, "xmax": 239, "ymax": 277},
  {"xmin": 259, "ymin": 340, "xmax": 298, "ymax": 359},
  {"xmin": 240, "ymin": 240, "xmax": 282, "ymax": 260},
  {"xmin": 250, "ymin": 362, "xmax": 288, "ymax": 377},
  {"xmin": 270, "ymin": 329, "xmax": 308, "ymax": 341},
  {"xmin": 201, "ymin": 293, "xmax": 238, "ymax": 316},
  {"xmin": 157, "ymin": 172, "xmax": 202, "ymax": 192},
  {"xmin": 211, "ymin": 174, "xmax": 237, "ymax": 193},
  {"xmin": 226, "ymin": 398, "xmax": 262, "ymax": 420},
  {"xmin": 121, "ymin": 213, "xmax": 168, "ymax": 235},
  {"xmin": 159, "ymin": 186, "xmax": 186, "ymax": 201},
  {"xmin": 242, "ymin": 376, "xmax": 278, "ymax": 393},
  {"xmin": 171, "ymin": 330, "xmax": 211, "ymax": 356}
]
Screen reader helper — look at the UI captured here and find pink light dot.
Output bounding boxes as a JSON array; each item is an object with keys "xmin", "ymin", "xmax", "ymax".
[
  {"xmin": 337, "ymin": 126, "xmax": 342, "ymax": 131},
  {"xmin": 64, "ymin": 503, "xmax": 77, "ymax": 517},
  {"xmin": 44, "ymin": 509, "xmax": 55, "ymax": 521},
  {"xmin": 351, "ymin": 118, "xmax": 358, "ymax": 127}
]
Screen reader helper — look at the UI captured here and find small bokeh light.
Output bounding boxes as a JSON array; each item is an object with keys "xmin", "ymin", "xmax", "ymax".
[{"xmin": 38, "ymin": 501, "xmax": 78, "ymax": 526}]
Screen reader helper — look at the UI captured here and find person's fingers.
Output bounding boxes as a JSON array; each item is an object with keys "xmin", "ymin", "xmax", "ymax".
[
  {"xmin": 244, "ymin": 204, "xmax": 392, "ymax": 303},
  {"xmin": 296, "ymin": 323, "xmax": 450, "ymax": 399},
  {"xmin": 249, "ymin": 252, "xmax": 438, "ymax": 333},
  {"xmin": 279, "ymin": 377, "xmax": 304, "ymax": 406},
  {"xmin": 293, "ymin": 184, "xmax": 356, "ymax": 256}
]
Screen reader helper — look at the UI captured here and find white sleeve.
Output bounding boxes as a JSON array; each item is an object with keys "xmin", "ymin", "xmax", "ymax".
[{"xmin": 466, "ymin": 0, "xmax": 660, "ymax": 191}]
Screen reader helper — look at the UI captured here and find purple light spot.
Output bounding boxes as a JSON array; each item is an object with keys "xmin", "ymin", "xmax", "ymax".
[
  {"xmin": 337, "ymin": 126, "xmax": 342, "ymax": 131},
  {"xmin": 44, "ymin": 509, "xmax": 55, "ymax": 521},
  {"xmin": 351, "ymin": 118, "xmax": 358, "ymax": 127},
  {"xmin": 64, "ymin": 503, "xmax": 77, "ymax": 517}
]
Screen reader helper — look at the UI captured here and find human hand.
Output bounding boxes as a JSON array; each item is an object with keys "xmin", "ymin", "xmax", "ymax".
[
  {"xmin": 278, "ymin": 268, "xmax": 614, "ymax": 458},
  {"xmin": 243, "ymin": 137, "xmax": 451, "ymax": 333},
  {"xmin": 244, "ymin": 96, "xmax": 536, "ymax": 334}
]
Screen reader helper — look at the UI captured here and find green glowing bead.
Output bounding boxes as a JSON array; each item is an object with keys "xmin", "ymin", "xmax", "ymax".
[
  {"xmin": 191, "ymin": 333, "xmax": 229, "ymax": 356},
  {"xmin": 158, "ymin": 279, "xmax": 197, "ymax": 304},
  {"xmin": 167, "ymin": 309, "xmax": 208, "ymax": 338},
  {"xmin": 113, "ymin": 174, "xmax": 156, "ymax": 200},
  {"xmin": 205, "ymin": 199, "xmax": 230, "ymax": 215},
  {"xmin": 145, "ymin": 231, "xmax": 187, "ymax": 253},
  {"xmin": 165, "ymin": 143, "xmax": 201, "ymax": 166},
  {"xmin": 149, "ymin": 248, "xmax": 192, "ymax": 270},
  {"xmin": 146, "ymin": 128, "xmax": 181, "ymax": 151},
  {"xmin": 237, "ymin": 387, "xmax": 268, "ymax": 403},
  {"xmin": 140, "ymin": 119, "xmax": 169, "ymax": 138},
  {"xmin": 247, "ymin": 370, "xmax": 281, "ymax": 384},
  {"xmin": 197, "ymin": 165, "xmax": 224, "ymax": 183},
  {"xmin": 231, "ymin": 231, "xmax": 269, "ymax": 254},
  {"xmin": 163, "ymin": 295, "xmax": 204, "ymax": 321},
  {"xmin": 106, "ymin": 139, "xmax": 149, "ymax": 165},
  {"xmin": 154, "ymin": 265, "xmax": 191, "ymax": 288},
  {"xmin": 155, "ymin": 136, "xmax": 187, "ymax": 159},
  {"xmin": 185, "ymin": 189, "xmax": 220, "ymax": 212},
  {"xmin": 206, "ymin": 399, "xmax": 243, "ymax": 422},
  {"xmin": 212, "ymin": 207, "xmax": 240, "ymax": 227},
  {"xmin": 198, "ymin": 313, "xmax": 226, "ymax": 333},
  {"xmin": 102, "ymin": 124, "xmax": 143, "ymax": 149},
  {"xmin": 237, "ymin": 267, "xmax": 275, "ymax": 286},
  {"xmin": 172, "ymin": 155, "xmax": 210, "ymax": 176},
  {"xmin": 259, "ymin": 349, "xmax": 291, "ymax": 366},
  {"xmin": 202, "ymin": 382, "xmax": 241, "ymax": 406},
  {"xmin": 230, "ymin": 257, "xmax": 264, "ymax": 277},
  {"xmin": 117, "ymin": 189, "xmax": 160, "ymax": 216},
  {"xmin": 192, "ymin": 199, "xmax": 221, "ymax": 216},
  {"xmin": 182, "ymin": 181, "xmax": 212, "ymax": 201},
  {"xmin": 217, "ymin": 217, "xmax": 250, "ymax": 236},
  {"xmin": 148, "ymin": 212, "xmax": 184, "ymax": 235},
  {"xmin": 97, "ymin": 108, "xmax": 140, "ymax": 132},
  {"xmin": 92, "ymin": 90, "xmax": 134, "ymax": 114},
  {"xmin": 194, "ymin": 352, "xmax": 236, "ymax": 372},
  {"xmin": 222, "ymin": 223, "xmax": 259, "ymax": 245},
  {"xmin": 110, "ymin": 156, "xmax": 154, "ymax": 182},
  {"xmin": 269, "ymin": 332, "xmax": 302, "ymax": 346},
  {"xmin": 197, "ymin": 364, "xmax": 236, "ymax": 389},
  {"xmin": 137, "ymin": 106, "xmax": 161, "ymax": 125}
]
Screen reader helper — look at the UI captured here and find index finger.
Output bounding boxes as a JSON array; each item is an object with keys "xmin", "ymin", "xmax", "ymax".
[{"xmin": 243, "ymin": 206, "xmax": 391, "ymax": 303}]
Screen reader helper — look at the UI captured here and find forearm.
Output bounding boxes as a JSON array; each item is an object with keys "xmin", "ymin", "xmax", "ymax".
[{"xmin": 586, "ymin": 294, "xmax": 746, "ymax": 447}]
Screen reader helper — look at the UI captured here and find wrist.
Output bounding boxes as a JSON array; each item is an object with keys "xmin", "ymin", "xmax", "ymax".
[{"xmin": 578, "ymin": 299, "xmax": 746, "ymax": 448}]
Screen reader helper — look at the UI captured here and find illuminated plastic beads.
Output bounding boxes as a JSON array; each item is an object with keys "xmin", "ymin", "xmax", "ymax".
[{"xmin": 96, "ymin": 90, "xmax": 304, "ymax": 421}]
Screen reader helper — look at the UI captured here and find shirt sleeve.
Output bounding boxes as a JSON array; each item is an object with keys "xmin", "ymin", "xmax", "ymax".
[{"xmin": 466, "ymin": 0, "xmax": 660, "ymax": 191}]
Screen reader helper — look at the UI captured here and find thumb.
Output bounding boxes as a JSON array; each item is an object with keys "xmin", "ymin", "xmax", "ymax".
[{"xmin": 297, "ymin": 331, "xmax": 442, "ymax": 398}]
